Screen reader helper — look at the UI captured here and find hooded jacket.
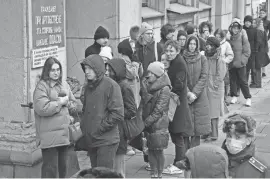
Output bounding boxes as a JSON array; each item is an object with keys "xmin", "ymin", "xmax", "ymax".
[
  {"xmin": 106, "ymin": 58, "xmax": 137, "ymax": 154},
  {"xmin": 228, "ymin": 20, "xmax": 251, "ymax": 68},
  {"xmin": 80, "ymin": 55, "xmax": 124, "ymax": 148},
  {"xmin": 141, "ymin": 73, "xmax": 171, "ymax": 150},
  {"xmin": 186, "ymin": 144, "xmax": 229, "ymax": 178}
]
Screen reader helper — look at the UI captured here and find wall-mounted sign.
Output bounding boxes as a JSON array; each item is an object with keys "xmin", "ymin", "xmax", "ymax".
[
  {"xmin": 32, "ymin": 0, "xmax": 65, "ymax": 49},
  {"xmin": 32, "ymin": 46, "xmax": 58, "ymax": 68}
]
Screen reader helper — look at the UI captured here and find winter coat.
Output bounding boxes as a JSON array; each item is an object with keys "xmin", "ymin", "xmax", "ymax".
[
  {"xmin": 220, "ymin": 38, "xmax": 234, "ymax": 64},
  {"xmin": 206, "ymin": 48, "xmax": 226, "ymax": 118},
  {"xmin": 141, "ymin": 73, "xmax": 171, "ymax": 150},
  {"xmin": 135, "ymin": 41, "xmax": 157, "ymax": 76},
  {"xmin": 185, "ymin": 144, "xmax": 229, "ymax": 178},
  {"xmin": 106, "ymin": 59, "xmax": 137, "ymax": 155},
  {"xmin": 198, "ymin": 37, "xmax": 206, "ymax": 52},
  {"xmin": 85, "ymin": 42, "xmax": 102, "ymax": 58},
  {"xmin": 228, "ymin": 25, "xmax": 251, "ymax": 69},
  {"xmin": 184, "ymin": 54, "xmax": 211, "ymax": 136},
  {"xmin": 243, "ymin": 25, "xmax": 259, "ymax": 53},
  {"xmin": 222, "ymin": 140, "xmax": 270, "ymax": 178},
  {"xmin": 256, "ymin": 30, "xmax": 270, "ymax": 68},
  {"xmin": 157, "ymin": 39, "xmax": 166, "ymax": 61},
  {"xmin": 167, "ymin": 54, "xmax": 194, "ymax": 136},
  {"xmin": 80, "ymin": 55, "xmax": 124, "ymax": 148},
  {"xmin": 33, "ymin": 80, "xmax": 77, "ymax": 149}
]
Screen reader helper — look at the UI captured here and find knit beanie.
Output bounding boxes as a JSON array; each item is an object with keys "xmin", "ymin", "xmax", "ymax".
[
  {"xmin": 138, "ymin": 22, "xmax": 153, "ymax": 37},
  {"xmin": 244, "ymin": 15, "xmax": 253, "ymax": 23},
  {"xmin": 186, "ymin": 24, "xmax": 195, "ymax": 35},
  {"xmin": 223, "ymin": 113, "xmax": 256, "ymax": 138},
  {"xmin": 118, "ymin": 39, "xmax": 133, "ymax": 60},
  {"xmin": 94, "ymin": 26, "xmax": 110, "ymax": 40},
  {"xmin": 177, "ymin": 30, "xmax": 187, "ymax": 39},
  {"xmin": 99, "ymin": 46, "xmax": 112, "ymax": 60},
  {"xmin": 206, "ymin": 37, "xmax": 220, "ymax": 48},
  {"xmin": 147, "ymin": 61, "xmax": 165, "ymax": 77}
]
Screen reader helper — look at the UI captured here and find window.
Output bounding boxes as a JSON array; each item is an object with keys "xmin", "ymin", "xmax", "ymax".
[
  {"xmin": 177, "ymin": 0, "xmax": 192, "ymax": 6},
  {"xmin": 142, "ymin": 0, "xmax": 148, "ymax": 7},
  {"xmin": 199, "ymin": 0, "xmax": 211, "ymax": 5}
]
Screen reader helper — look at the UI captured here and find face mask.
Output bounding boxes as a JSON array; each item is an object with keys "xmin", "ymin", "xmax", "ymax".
[{"xmin": 225, "ymin": 138, "xmax": 247, "ymax": 154}]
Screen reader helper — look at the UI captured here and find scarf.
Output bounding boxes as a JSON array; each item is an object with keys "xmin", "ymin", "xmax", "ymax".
[{"xmin": 182, "ymin": 49, "xmax": 201, "ymax": 63}]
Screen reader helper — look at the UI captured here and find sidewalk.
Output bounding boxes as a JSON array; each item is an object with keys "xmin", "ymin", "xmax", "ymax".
[{"xmin": 76, "ymin": 67, "xmax": 270, "ymax": 178}]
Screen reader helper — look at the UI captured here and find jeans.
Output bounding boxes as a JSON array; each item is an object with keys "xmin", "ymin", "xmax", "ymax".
[
  {"xmin": 41, "ymin": 145, "xmax": 69, "ymax": 178},
  {"xmin": 114, "ymin": 154, "xmax": 125, "ymax": 177},
  {"xmin": 229, "ymin": 67, "xmax": 252, "ymax": 99},
  {"xmin": 170, "ymin": 133, "xmax": 186, "ymax": 164},
  {"xmin": 211, "ymin": 118, "xmax": 219, "ymax": 139},
  {"xmin": 148, "ymin": 150, "xmax": 165, "ymax": 177},
  {"xmin": 88, "ymin": 143, "xmax": 119, "ymax": 169}
]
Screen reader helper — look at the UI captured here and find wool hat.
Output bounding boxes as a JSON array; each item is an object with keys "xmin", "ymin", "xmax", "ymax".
[
  {"xmin": 147, "ymin": 61, "xmax": 165, "ymax": 77},
  {"xmin": 94, "ymin": 26, "xmax": 110, "ymax": 40},
  {"xmin": 222, "ymin": 113, "xmax": 256, "ymax": 137},
  {"xmin": 244, "ymin": 15, "xmax": 253, "ymax": 23},
  {"xmin": 118, "ymin": 39, "xmax": 133, "ymax": 60},
  {"xmin": 177, "ymin": 30, "xmax": 187, "ymax": 39},
  {"xmin": 206, "ymin": 37, "xmax": 220, "ymax": 48},
  {"xmin": 139, "ymin": 22, "xmax": 153, "ymax": 37},
  {"xmin": 231, "ymin": 18, "xmax": 243, "ymax": 27},
  {"xmin": 99, "ymin": 46, "xmax": 112, "ymax": 60}
]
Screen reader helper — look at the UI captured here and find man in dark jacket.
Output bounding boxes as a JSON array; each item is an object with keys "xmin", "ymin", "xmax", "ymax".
[
  {"xmin": 106, "ymin": 58, "xmax": 137, "ymax": 177},
  {"xmin": 80, "ymin": 54, "xmax": 124, "ymax": 169},
  {"xmin": 85, "ymin": 26, "xmax": 111, "ymax": 58},
  {"xmin": 243, "ymin": 15, "xmax": 259, "ymax": 87},
  {"xmin": 222, "ymin": 113, "xmax": 270, "ymax": 178}
]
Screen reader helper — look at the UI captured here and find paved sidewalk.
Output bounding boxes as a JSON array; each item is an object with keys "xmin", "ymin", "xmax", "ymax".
[{"xmin": 76, "ymin": 67, "xmax": 270, "ymax": 178}]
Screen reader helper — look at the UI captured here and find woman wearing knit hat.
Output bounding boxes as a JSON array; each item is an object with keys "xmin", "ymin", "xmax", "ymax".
[
  {"xmin": 157, "ymin": 23, "xmax": 176, "ymax": 61},
  {"xmin": 140, "ymin": 61, "xmax": 171, "ymax": 178},
  {"xmin": 222, "ymin": 113, "xmax": 270, "ymax": 178},
  {"xmin": 204, "ymin": 37, "xmax": 226, "ymax": 141}
]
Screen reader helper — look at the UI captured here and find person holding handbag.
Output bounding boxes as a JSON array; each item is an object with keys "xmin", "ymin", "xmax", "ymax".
[
  {"xmin": 33, "ymin": 57, "xmax": 77, "ymax": 178},
  {"xmin": 106, "ymin": 58, "xmax": 137, "ymax": 177}
]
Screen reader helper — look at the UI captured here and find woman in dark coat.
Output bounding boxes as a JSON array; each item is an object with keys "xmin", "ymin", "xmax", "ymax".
[
  {"xmin": 183, "ymin": 35, "xmax": 210, "ymax": 147},
  {"xmin": 162, "ymin": 40, "xmax": 194, "ymax": 174}
]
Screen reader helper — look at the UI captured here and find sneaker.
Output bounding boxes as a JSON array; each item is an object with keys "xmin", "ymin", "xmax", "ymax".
[
  {"xmin": 245, "ymin": 98, "xmax": 251, "ymax": 107},
  {"xmin": 162, "ymin": 164, "xmax": 183, "ymax": 175},
  {"xmin": 126, "ymin": 148, "xmax": 136, "ymax": 156},
  {"xmin": 230, "ymin": 97, "xmax": 238, "ymax": 104},
  {"xmin": 145, "ymin": 163, "xmax": 151, "ymax": 171}
]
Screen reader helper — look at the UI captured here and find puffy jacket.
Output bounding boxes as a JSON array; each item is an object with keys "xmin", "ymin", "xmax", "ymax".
[
  {"xmin": 220, "ymin": 38, "xmax": 234, "ymax": 64},
  {"xmin": 33, "ymin": 80, "xmax": 77, "ymax": 149},
  {"xmin": 141, "ymin": 73, "xmax": 171, "ymax": 150},
  {"xmin": 107, "ymin": 58, "xmax": 137, "ymax": 154},
  {"xmin": 186, "ymin": 144, "xmax": 229, "ymax": 178},
  {"xmin": 80, "ymin": 55, "xmax": 124, "ymax": 148},
  {"xmin": 228, "ymin": 22, "xmax": 251, "ymax": 68}
]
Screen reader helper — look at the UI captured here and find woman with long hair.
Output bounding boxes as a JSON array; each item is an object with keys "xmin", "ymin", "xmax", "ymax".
[
  {"xmin": 182, "ymin": 35, "xmax": 210, "ymax": 147},
  {"xmin": 33, "ymin": 57, "xmax": 77, "ymax": 178}
]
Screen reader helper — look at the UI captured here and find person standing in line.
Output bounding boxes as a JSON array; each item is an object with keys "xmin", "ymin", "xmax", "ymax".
[
  {"xmin": 252, "ymin": 18, "xmax": 270, "ymax": 88},
  {"xmin": 204, "ymin": 37, "xmax": 226, "ymax": 141},
  {"xmin": 221, "ymin": 113, "xmax": 270, "ymax": 178},
  {"xmin": 182, "ymin": 35, "xmax": 210, "ymax": 148},
  {"xmin": 228, "ymin": 19, "xmax": 252, "ymax": 106},
  {"xmin": 141, "ymin": 61, "xmax": 171, "ymax": 178},
  {"xmin": 177, "ymin": 30, "xmax": 188, "ymax": 55},
  {"xmin": 186, "ymin": 24, "xmax": 206, "ymax": 52},
  {"xmin": 214, "ymin": 29, "xmax": 234, "ymax": 108},
  {"xmin": 157, "ymin": 23, "xmax": 175, "ymax": 61},
  {"xmin": 198, "ymin": 21, "xmax": 213, "ymax": 41},
  {"xmin": 259, "ymin": 9, "xmax": 270, "ymax": 77},
  {"xmin": 106, "ymin": 58, "xmax": 137, "ymax": 177},
  {"xmin": 80, "ymin": 54, "xmax": 124, "ymax": 169},
  {"xmin": 33, "ymin": 57, "xmax": 77, "ymax": 178},
  {"xmin": 162, "ymin": 40, "xmax": 193, "ymax": 175},
  {"xmin": 243, "ymin": 15, "xmax": 259, "ymax": 87}
]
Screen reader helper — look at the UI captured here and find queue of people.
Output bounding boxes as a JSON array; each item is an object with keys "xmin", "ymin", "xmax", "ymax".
[{"xmin": 32, "ymin": 14, "xmax": 270, "ymax": 178}]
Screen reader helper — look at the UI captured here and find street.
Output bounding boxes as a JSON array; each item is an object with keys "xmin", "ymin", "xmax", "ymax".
[{"xmin": 75, "ymin": 66, "xmax": 270, "ymax": 178}]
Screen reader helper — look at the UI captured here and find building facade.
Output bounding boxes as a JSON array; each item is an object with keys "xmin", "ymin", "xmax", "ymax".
[{"xmin": 0, "ymin": 0, "xmax": 258, "ymax": 177}]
